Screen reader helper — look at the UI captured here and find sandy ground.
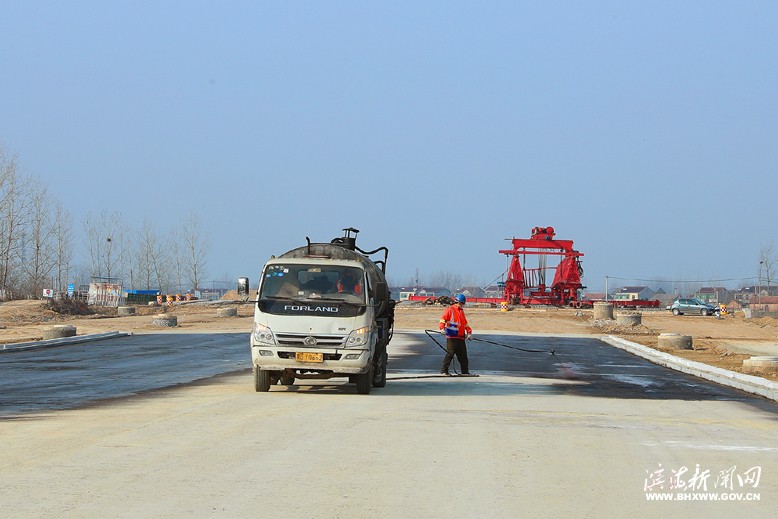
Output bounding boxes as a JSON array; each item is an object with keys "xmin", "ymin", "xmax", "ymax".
[{"xmin": 2, "ymin": 299, "xmax": 778, "ymax": 381}]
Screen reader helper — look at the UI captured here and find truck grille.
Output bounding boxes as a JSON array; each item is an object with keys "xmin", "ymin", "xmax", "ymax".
[{"xmin": 274, "ymin": 333, "xmax": 347, "ymax": 348}]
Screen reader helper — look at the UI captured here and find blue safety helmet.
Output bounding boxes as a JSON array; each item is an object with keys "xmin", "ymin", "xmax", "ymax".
[{"xmin": 455, "ymin": 294, "xmax": 467, "ymax": 304}]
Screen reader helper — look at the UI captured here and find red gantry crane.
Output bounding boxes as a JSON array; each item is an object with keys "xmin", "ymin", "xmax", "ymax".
[
  {"xmin": 407, "ymin": 225, "xmax": 659, "ymax": 308},
  {"xmin": 500, "ymin": 226, "xmax": 585, "ymax": 306}
]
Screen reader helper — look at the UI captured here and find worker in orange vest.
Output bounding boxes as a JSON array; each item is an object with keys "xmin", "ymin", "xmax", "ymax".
[
  {"xmin": 335, "ymin": 270, "xmax": 362, "ymax": 296},
  {"xmin": 439, "ymin": 294, "xmax": 473, "ymax": 376}
]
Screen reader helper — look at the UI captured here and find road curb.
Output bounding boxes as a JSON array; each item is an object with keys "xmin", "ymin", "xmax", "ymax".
[
  {"xmin": 603, "ymin": 335, "xmax": 778, "ymax": 402},
  {"xmin": 0, "ymin": 332, "xmax": 132, "ymax": 353}
]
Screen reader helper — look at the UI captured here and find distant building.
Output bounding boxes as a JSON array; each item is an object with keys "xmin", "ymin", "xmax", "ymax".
[
  {"xmin": 391, "ymin": 286, "xmax": 451, "ymax": 301},
  {"xmin": 733, "ymin": 286, "xmax": 758, "ymax": 305},
  {"xmin": 747, "ymin": 296, "xmax": 778, "ymax": 316},
  {"xmin": 653, "ymin": 292, "xmax": 680, "ymax": 308},
  {"xmin": 459, "ymin": 286, "xmax": 488, "ymax": 298},
  {"xmin": 694, "ymin": 287, "xmax": 732, "ymax": 304},
  {"xmin": 612, "ymin": 286, "xmax": 654, "ymax": 301},
  {"xmin": 483, "ymin": 285, "xmax": 504, "ymax": 299}
]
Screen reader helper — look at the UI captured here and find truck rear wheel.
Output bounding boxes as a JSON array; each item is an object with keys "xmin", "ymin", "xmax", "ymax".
[
  {"xmin": 254, "ymin": 367, "xmax": 271, "ymax": 392},
  {"xmin": 356, "ymin": 365, "xmax": 373, "ymax": 394},
  {"xmin": 280, "ymin": 375, "xmax": 295, "ymax": 385}
]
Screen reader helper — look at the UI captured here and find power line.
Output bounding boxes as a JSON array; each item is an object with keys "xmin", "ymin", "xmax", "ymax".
[{"xmin": 606, "ymin": 275, "xmax": 759, "ymax": 284}]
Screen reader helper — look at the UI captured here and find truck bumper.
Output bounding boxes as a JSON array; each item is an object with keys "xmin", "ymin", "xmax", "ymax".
[{"xmin": 251, "ymin": 345, "xmax": 371, "ymax": 374}]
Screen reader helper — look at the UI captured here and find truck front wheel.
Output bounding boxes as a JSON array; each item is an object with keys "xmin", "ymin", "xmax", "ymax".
[
  {"xmin": 254, "ymin": 367, "xmax": 271, "ymax": 392},
  {"xmin": 372, "ymin": 348, "xmax": 387, "ymax": 388},
  {"xmin": 355, "ymin": 364, "xmax": 373, "ymax": 395}
]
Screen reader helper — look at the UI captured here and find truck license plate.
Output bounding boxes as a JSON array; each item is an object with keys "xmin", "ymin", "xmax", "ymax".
[{"xmin": 296, "ymin": 352, "xmax": 324, "ymax": 363}]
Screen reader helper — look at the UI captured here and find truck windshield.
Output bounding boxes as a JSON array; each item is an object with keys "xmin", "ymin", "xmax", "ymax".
[{"xmin": 260, "ymin": 264, "xmax": 366, "ymax": 304}]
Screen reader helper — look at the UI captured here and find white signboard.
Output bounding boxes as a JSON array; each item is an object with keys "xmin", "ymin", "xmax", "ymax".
[{"xmin": 88, "ymin": 282, "xmax": 122, "ymax": 307}]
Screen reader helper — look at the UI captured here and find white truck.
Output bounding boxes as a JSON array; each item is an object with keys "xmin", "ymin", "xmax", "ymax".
[{"xmin": 237, "ymin": 228, "xmax": 395, "ymax": 394}]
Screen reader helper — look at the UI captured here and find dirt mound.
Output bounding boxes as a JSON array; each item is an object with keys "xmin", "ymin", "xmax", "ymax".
[
  {"xmin": 0, "ymin": 300, "xmax": 58, "ymax": 326},
  {"xmin": 590, "ymin": 319, "xmax": 655, "ymax": 336},
  {"xmin": 46, "ymin": 298, "xmax": 94, "ymax": 316},
  {"xmin": 747, "ymin": 317, "xmax": 778, "ymax": 329},
  {"xmin": 221, "ymin": 290, "xmax": 239, "ymax": 300}
]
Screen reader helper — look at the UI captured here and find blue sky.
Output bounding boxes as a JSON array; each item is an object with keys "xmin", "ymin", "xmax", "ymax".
[{"xmin": 2, "ymin": 1, "xmax": 777, "ymax": 291}]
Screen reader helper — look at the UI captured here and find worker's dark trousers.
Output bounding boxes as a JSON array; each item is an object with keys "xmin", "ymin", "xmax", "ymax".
[{"xmin": 441, "ymin": 337, "xmax": 469, "ymax": 374}]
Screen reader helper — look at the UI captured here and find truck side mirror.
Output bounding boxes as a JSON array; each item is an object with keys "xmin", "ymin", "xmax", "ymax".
[
  {"xmin": 374, "ymin": 281, "xmax": 388, "ymax": 302},
  {"xmin": 237, "ymin": 277, "xmax": 250, "ymax": 299}
]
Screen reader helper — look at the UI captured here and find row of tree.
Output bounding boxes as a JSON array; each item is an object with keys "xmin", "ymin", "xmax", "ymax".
[
  {"xmin": 0, "ymin": 147, "xmax": 209, "ymax": 300},
  {"xmin": 391, "ymin": 271, "xmax": 485, "ymax": 293}
]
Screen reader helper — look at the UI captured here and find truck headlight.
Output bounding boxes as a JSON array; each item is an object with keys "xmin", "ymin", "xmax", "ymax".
[
  {"xmin": 345, "ymin": 326, "xmax": 369, "ymax": 347},
  {"xmin": 253, "ymin": 322, "xmax": 276, "ymax": 345}
]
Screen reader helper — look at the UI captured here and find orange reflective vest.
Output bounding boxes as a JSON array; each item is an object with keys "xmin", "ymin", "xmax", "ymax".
[
  {"xmin": 439, "ymin": 304, "xmax": 472, "ymax": 338},
  {"xmin": 336, "ymin": 279, "xmax": 362, "ymax": 295}
]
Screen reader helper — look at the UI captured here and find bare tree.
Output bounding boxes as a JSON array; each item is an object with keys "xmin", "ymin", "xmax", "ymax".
[
  {"xmin": 52, "ymin": 201, "xmax": 73, "ymax": 292},
  {"xmin": 179, "ymin": 212, "xmax": 208, "ymax": 293},
  {"xmin": 134, "ymin": 218, "xmax": 171, "ymax": 292},
  {"xmin": 23, "ymin": 182, "xmax": 58, "ymax": 296},
  {"xmin": 169, "ymin": 236, "xmax": 185, "ymax": 294},
  {"xmin": 429, "ymin": 271, "xmax": 464, "ymax": 293},
  {"xmin": 759, "ymin": 244, "xmax": 776, "ymax": 295},
  {"xmin": 0, "ymin": 150, "xmax": 33, "ymax": 298},
  {"xmin": 671, "ymin": 273, "xmax": 701, "ymax": 298},
  {"xmin": 134, "ymin": 221, "xmax": 153, "ymax": 291},
  {"xmin": 83, "ymin": 210, "xmax": 130, "ymax": 282}
]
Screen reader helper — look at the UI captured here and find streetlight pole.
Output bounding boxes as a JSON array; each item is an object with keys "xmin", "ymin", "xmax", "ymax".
[
  {"xmin": 605, "ymin": 276, "xmax": 609, "ymax": 301},
  {"xmin": 106, "ymin": 237, "xmax": 112, "ymax": 280}
]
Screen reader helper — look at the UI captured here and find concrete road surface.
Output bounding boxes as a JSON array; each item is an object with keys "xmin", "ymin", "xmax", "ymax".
[{"xmin": 1, "ymin": 331, "xmax": 776, "ymax": 518}]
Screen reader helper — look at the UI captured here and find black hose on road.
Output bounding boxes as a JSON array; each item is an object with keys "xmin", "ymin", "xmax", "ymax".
[{"xmin": 423, "ymin": 329, "xmax": 579, "ymax": 379}]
